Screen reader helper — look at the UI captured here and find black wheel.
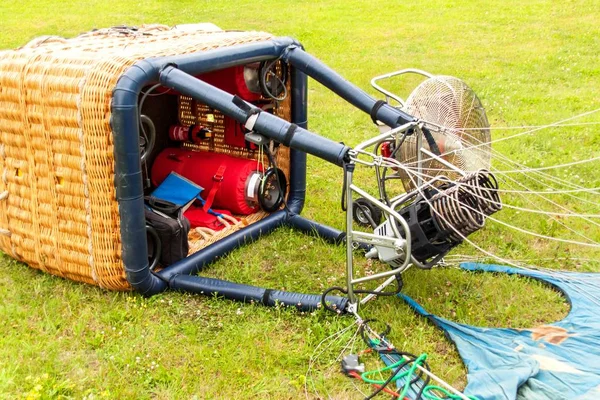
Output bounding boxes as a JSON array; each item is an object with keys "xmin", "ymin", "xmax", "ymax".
[{"xmin": 352, "ymin": 198, "xmax": 382, "ymax": 228}]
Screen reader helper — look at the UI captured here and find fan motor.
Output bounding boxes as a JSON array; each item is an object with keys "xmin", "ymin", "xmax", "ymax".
[{"xmin": 369, "ymin": 170, "xmax": 501, "ymax": 268}]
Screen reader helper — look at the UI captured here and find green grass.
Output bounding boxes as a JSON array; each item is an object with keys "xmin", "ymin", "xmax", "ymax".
[{"xmin": 0, "ymin": 1, "xmax": 599, "ymax": 398}]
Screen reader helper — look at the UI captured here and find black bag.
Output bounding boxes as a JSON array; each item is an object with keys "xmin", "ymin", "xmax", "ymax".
[
  {"xmin": 145, "ymin": 196, "xmax": 181, "ymax": 219},
  {"xmin": 145, "ymin": 205, "xmax": 190, "ymax": 268}
]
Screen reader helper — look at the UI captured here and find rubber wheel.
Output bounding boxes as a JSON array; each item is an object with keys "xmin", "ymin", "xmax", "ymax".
[{"xmin": 352, "ymin": 198, "xmax": 382, "ymax": 227}]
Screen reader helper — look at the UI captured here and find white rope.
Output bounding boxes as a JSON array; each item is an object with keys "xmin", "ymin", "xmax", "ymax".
[
  {"xmin": 379, "ymin": 152, "xmax": 599, "ymax": 217},
  {"xmin": 415, "ymin": 167, "xmax": 600, "ymax": 219},
  {"xmin": 489, "ymin": 165, "xmax": 600, "ymax": 241},
  {"xmin": 402, "ymin": 168, "xmax": 600, "ymax": 219},
  {"xmin": 443, "ymin": 255, "xmax": 600, "ymax": 264},
  {"xmin": 423, "ymin": 106, "xmax": 600, "ymax": 146},
  {"xmin": 436, "ymin": 121, "xmax": 600, "ymax": 131},
  {"xmin": 402, "ymin": 169, "xmax": 600, "ymax": 307},
  {"xmin": 477, "ymin": 186, "xmax": 600, "ymax": 195},
  {"xmin": 219, "ymin": 213, "xmax": 239, "ymax": 226},
  {"xmin": 486, "ymin": 149, "xmax": 600, "ymax": 208},
  {"xmin": 385, "ymin": 126, "xmax": 600, "ymax": 231},
  {"xmin": 401, "ymin": 115, "xmax": 599, "ymax": 204},
  {"xmin": 0, "ymin": 228, "xmax": 11, "ymax": 237},
  {"xmin": 0, "ymin": 190, "xmax": 8, "ymax": 200},
  {"xmin": 304, "ymin": 321, "xmax": 358, "ymax": 400},
  {"xmin": 417, "ymin": 149, "xmax": 600, "ymax": 231},
  {"xmin": 485, "ymin": 216, "xmax": 599, "ymax": 247},
  {"xmin": 407, "ymin": 155, "xmax": 600, "ymax": 174},
  {"xmin": 399, "ymin": 165, "xmax": 600, "ymax": 246}
]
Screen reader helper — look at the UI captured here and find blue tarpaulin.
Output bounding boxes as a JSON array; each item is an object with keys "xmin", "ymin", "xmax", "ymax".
[{"xmin": 399, "ymin": 263, "xmax": 600, "ymax": 400}]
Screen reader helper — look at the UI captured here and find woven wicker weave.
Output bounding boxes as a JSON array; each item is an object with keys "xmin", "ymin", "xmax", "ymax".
[{"xmin": 0, "ymin": 24, "xmax": 287, "ymax": 290}]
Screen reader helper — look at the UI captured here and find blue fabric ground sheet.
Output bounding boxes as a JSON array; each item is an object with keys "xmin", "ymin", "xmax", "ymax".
[{"xmin": 399, "ymin": 263, "xmax": 600, "ymax": 400}]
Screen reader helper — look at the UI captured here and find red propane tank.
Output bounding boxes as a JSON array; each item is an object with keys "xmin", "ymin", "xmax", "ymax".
[{"xmin": 151, "ymin": 148, "xmax": 263, "ymax": 215}]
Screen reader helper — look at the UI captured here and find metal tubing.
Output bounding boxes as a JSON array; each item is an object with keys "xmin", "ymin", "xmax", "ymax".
[
  {"xmin": 350, "ymin": 185, "xmax": 412, "ymax": 254},
  {"xmin": 351, "ymin": 231, "xmax": 404, "ymax": 248},
  {"xmin": 345, "ymin": 165, "xmax": 357, "ymax": 304},
  {"xmin": 148, "ymin": 37, "xmax": 297, "ymax": 76},
  {"xmin": 348, "ymin": 184, "xmax": 412, "ymax": 285},
  {"xmin": 417, "ymin": 126, "xmax": 424, "ymax": 188},
  {"xmin": 283, "ymin": 47, "xmax": 416, "ymax": 128},
  {"xmin": 360, "ymin": 275, "xmax": 398, "ymax": 305},
  {"xmin": 170, "ymin": 274, "xmax": 348, "ymax": 312},
  {"xmin": 158, "ymin": 66, "xmax": 350, "ymax": 166},
  {"xmin": 370, "ymin": 68, "xmax": 434, "ymax": 106},
  {"xmin": 353, "ymin": 123, "xmax": 415, "ymax": 153},
  {"xmin": 156, "ymin": 210, "xmax": 288, "ymax": 281}
]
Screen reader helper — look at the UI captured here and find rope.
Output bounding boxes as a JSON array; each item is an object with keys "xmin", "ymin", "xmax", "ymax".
[
  {"xmin": 404, "ymin": 168, "xmax": 600, "ymax": 219},
  {"xmin": 423, "ymin": 106, "xmax": 600, "ymax": 146},
  {"xmin": 304, "ymin": 321, "xmax": 359, "ymax": 400},
  {"xmin": 375, "ymin": 133, "xmax": 600, "ymax": 239},
  {"xmin": 401, "ymin": 168, "xmax": 600, "ymax": 308},
  {"xmin": 488, "ymin": 187, "xmax": 600, "ymax": 195},
  {"xmin": 402, "ymin": 166, "xmax": 600, "ymax": 248},
  {"xmin": 399, "ymin": 161, "xmax": 600, "ymax": 244},
  {"xmin": 400, "ymin": 112, "xmax": 600, "ymax": 209},
  {"xmin": 404, "ymin": 155, "xmax": 600, "ymax": 174},
  {"xmin": 439, "ymin": 120, "xmax": 600, "ymax": 131}
]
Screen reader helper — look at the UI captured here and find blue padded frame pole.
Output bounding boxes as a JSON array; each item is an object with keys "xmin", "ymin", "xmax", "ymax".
[
  {"xmin": 286, "ymin": 64, "xmax": 308, "ymax": 215},
  {"xmin": 156, "ymin": 210, "xmax": 287, "ymax": 281},
  {"xmin": 287, "ymin": 215, "xmax": 345, "ymax": 245},
  {"xmin": 282, "ymin": 46, "xmax": 416, "ymax": 129},
  {"xmin": 112, "ymin": 38, "xmax": 297, "ymax": 295},
  {"xmin": 160, "ymin": 63, "xmax": 349, "ymax": 311},
  {"xmin": 283, "ymin": 63, "xmax": 348, "ymax": 244},
  {"xmin": 111, "ymin": 37, "xmax": 388, "ymax": 310},
  {"xmin": 170, "ymin": 274, "xmax": 348, "ymax": 312},
  {"xmin": 158, "ymin": 66, "xmax": 351, "ymax": 167}
]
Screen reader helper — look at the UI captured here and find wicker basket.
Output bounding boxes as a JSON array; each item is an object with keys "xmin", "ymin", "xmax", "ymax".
[{"xmin": 0, "ymin": 24, "xmax": 291, "ymax": 290}]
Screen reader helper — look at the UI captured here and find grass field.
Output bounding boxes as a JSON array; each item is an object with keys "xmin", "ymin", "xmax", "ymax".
[{"xmin": 0, "ymin": 1, "xmax": 599, "ymax": 398}]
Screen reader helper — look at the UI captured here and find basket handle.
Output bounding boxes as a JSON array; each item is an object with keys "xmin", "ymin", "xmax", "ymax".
[{"xmin": 20, "ymin": 36, "xmax": 67, "ymax": 49}]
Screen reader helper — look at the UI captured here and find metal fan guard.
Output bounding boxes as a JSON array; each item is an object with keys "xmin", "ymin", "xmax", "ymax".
[{"xmin": 397, "ymin": 76, "xmax": 491, "ymax": 191}]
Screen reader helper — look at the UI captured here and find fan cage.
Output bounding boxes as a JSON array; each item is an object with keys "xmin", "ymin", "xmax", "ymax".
[{"xmin": 397, "ymin": 76, "xmax": 491, "ymax": 191}]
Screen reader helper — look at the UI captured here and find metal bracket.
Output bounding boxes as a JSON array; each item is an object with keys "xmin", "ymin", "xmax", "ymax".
[{"xmin": 370, "ymin": 69, "xmax": 434, "ymax": 107}]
